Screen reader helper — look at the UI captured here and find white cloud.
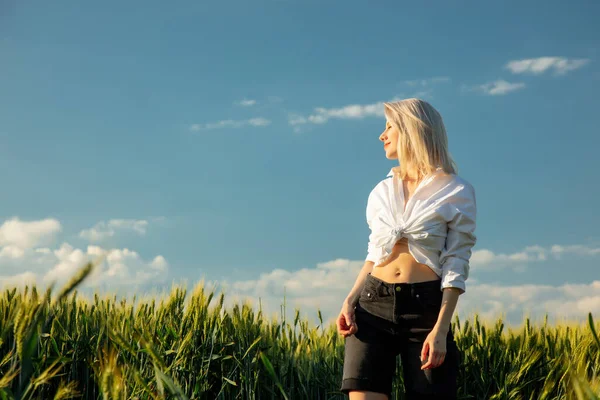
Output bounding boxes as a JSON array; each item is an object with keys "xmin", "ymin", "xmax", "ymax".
[
  {"xmin": 471, "ymin": 245, "xmax": 546, "ymax": 270},
  {"xmin": 1, "ymin": 245, "xmax": 25, "ymax": 259},
  {"xmin": 0, "ymin": 271, "xmax": 38, "ymax": 288},
  {"xmin": 218, "ymin": 258, "xmax": 364, "ymax": 324},
  {"xmin": 0, "ymin": 217, "xmax": 61, "ymax": 248},
  {"xmin": 469, "ymin": 80, "xmax": 526, "ymax": 96},
  {"xmin": 43, "ymin": 244, "xmax": 168, "ymax": 286},
  {"xmin": 0, "ymin": 217, "xmax": 168, "ymax": 294},
  {"xmin": 217, "ymin": 242, "xmax": 600, "ymax": 327},
  {"xmin": 460, "ymin": 281, "xmax": 600, "ymax": 327},
  {"xmin": 506, "ymin": 57, "xmax": 590, "ymax": 75},
  {"xmin": 289, "ymin": 97, "xmax": 402, "ymax": 127},
  {"xmin": 470, "ymin": 243, "xmax": 600, "ymax": 272},
  {"xmin": 289, "ymin": 90, "xmax": 451, "ymax": 129},
  {"xmin": 247, "ymin": 117, "xmax": 271, "ymax": 126},
  {"xmin": 235, "ymin": 99, "xmax": 257, "ymax": 107},
  {"xmin": 189, "ymin": 117, "xmax": 271, "ymax": 132},
  {"xmin": 0, "ymin": 242, "xmax": 169, "ymax": 291},
  {"xmin": 79, "ymin": 219, "xmax": 149, "ymax": 242},
  {"xmin": 551, "ymin": 244, "xmax": 600, "ymax": 258}
]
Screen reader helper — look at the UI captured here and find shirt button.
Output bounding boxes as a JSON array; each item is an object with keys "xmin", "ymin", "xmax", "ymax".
[{"xmin": 395, "ymin": 286, "xmax": 401, "ymax": 292}]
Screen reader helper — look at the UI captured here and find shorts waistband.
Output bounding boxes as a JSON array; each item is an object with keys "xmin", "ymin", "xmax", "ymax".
[{"xmin": 366, "ymin": 273, "xmax": 441, "ymax": 290}]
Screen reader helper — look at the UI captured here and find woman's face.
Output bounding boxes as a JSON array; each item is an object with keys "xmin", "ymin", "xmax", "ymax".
[{"xmin": 379, "ymin": 119, "xmax": 399, "ymax": 160}]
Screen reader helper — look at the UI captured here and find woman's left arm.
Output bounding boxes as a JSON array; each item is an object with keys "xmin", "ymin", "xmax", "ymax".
[
  {"xmin": 421, "ymin": 183, "xmax": 477, "ymax": 370},
  {"xmin": 420, "ymin": 288, "xmax": 461, "ymax": 370},
  {"xmin": 435, "ymin": 287, "xmax": 462, "ymax": 333}
]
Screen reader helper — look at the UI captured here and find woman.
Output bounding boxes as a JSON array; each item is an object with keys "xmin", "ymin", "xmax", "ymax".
[{"xmin": 337, "ymin": 98, "xmax": 477, "ymax": 400}]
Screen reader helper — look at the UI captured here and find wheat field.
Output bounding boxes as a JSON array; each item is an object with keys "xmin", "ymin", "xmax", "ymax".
[{"xmin": 0, "ymin": 262, "xmax": 599, "ymax": 400}]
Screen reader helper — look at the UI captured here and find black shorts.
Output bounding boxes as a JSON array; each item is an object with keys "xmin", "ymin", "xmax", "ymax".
[{"xmin": 340, "ymin": 273, "xmax": 459, "ymax": 399}]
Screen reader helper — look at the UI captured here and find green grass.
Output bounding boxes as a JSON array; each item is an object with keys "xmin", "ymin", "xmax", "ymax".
[{"xmin": 0, "ymin": 262, "xmax": 599, "ymax": 399}]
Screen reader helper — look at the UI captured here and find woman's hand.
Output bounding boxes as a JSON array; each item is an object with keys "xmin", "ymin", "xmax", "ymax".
[
  {"xmin": 336, "ymin": 301, "xmax": 358, "ymax": 337},
  {"xmin": 420, "ymin": 328, "xmax": 447, "ymax": 369}
]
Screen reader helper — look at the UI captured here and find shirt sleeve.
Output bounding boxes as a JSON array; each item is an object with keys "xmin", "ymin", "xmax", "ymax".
[
  {"xmin": 366, "ymin": 230, "xmax": 384, "ymax": 263},
  {"xmin": 365, "ymin": 189, "xmax": 384, "ymax": 264},
  {"xmin": 439, "ymin": 183, "xmax": 477, "ymax": 293}
]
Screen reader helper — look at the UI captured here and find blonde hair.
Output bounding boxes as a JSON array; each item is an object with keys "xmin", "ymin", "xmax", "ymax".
[{"xmin": 383, "ymin": 98, "xmax": 457, "ymax": 180}]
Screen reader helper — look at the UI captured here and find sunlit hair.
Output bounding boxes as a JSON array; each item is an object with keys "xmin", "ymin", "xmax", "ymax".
[{"xmin": 383, "ymin": 98, "xmax": 457, "ymax": 180}]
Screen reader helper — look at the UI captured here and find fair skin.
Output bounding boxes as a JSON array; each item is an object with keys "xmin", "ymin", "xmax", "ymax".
[{"xmin": 336, "ymin": 120, "xmax": 462, "ymax": 400}]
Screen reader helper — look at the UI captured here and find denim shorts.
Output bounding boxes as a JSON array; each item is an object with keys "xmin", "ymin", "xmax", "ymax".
[{"xmin": 340, "ymin": 273, "xmax": 459, "ymax": 399}]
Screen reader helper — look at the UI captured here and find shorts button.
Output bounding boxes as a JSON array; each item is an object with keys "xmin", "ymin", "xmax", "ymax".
[{"xmin": 395, "ymin": 286, "xmax": 401, "ymax": 292}]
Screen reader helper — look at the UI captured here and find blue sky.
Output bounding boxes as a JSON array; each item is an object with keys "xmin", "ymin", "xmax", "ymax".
[{"xmin": 1, "ymin": 0, "xmax": 599, "ymax": 326}]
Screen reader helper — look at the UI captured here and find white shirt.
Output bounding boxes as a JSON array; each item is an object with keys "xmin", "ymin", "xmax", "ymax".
[{"xmin": 365, "ymin": 167, "xmax": 477, "ymax": 292}]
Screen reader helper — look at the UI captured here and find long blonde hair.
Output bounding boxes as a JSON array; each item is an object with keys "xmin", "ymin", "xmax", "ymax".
[{"xmin": 383, "ymin": 98, "xmax": 457, "ymax": 180}]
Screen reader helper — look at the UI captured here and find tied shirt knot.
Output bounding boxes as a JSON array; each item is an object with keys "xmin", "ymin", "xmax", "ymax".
[{"xmin": 372, "ymin": 225, "xmax": 406, "ymax": 254}]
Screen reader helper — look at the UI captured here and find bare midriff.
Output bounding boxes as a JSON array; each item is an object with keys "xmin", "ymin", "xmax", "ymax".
[{"xmin": 370, "ymin": 237, "xmax": 440, "ymax": 283}]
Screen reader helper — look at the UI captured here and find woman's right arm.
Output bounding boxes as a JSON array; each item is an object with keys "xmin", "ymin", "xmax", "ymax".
[
  {"xmin": 337, "ymin": 260, "xmax": 374, "ymax": 337},
  {"xmin": 344, "ymin": 260, "xmax": 374, "ymax": 307},
  {"xmin": 337, "ymin": 184, "xmax": 380, "ymax": 336}
]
